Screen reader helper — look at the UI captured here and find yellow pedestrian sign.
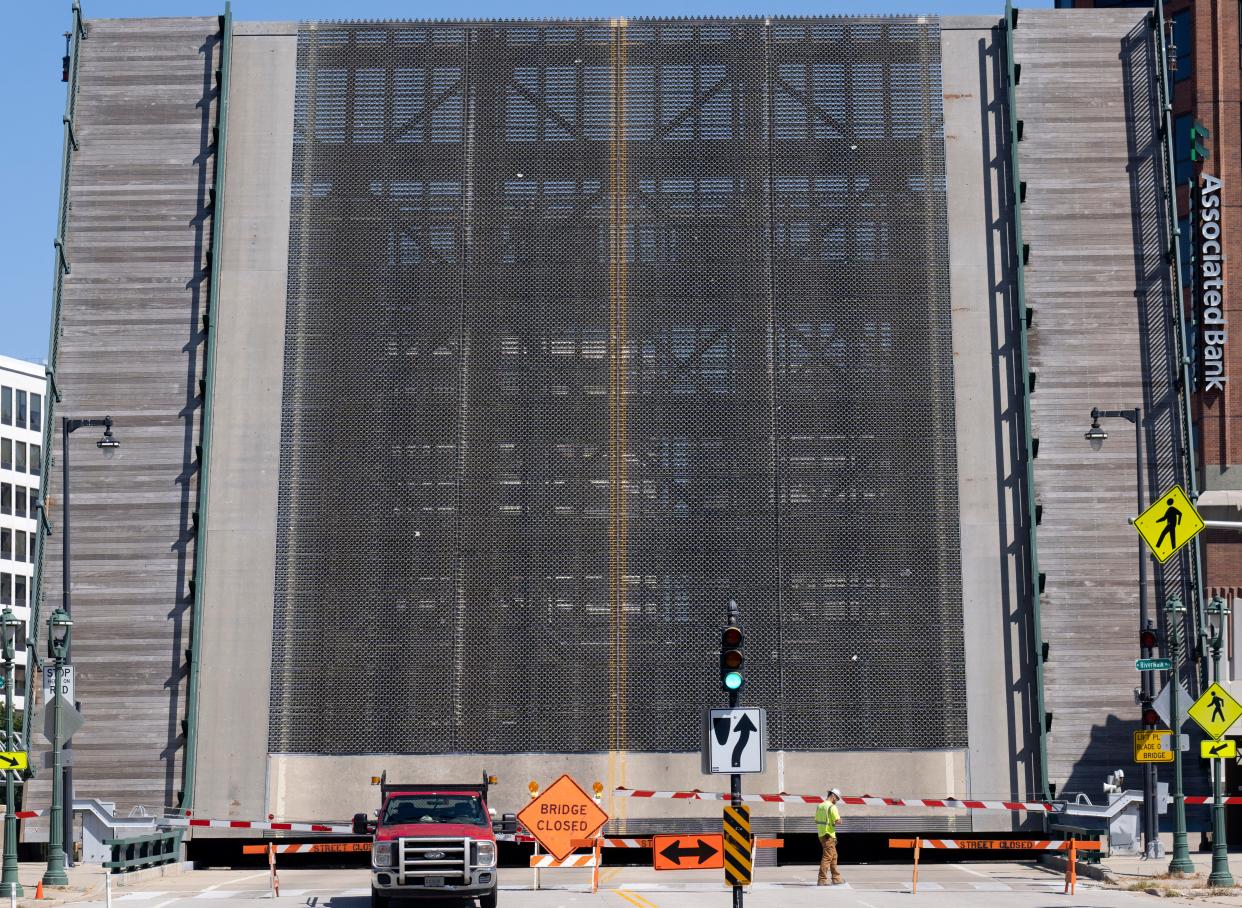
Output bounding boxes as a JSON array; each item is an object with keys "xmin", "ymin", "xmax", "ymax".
[
  {"xmin": 1188, "ymin": 683, "xmax": 1242, "ymax": 739},
  {"xmin": 0, "ymin": 752, "xmax": 27, "ymax": 771},
  {"xmin": 1133, "ymin": 484, "xmax": 1204, "ymax": 564},
  {"xmin": 1202, "ymin": 739, "xmax": 1237, "ymax": 760},
  {"xmin": 1134, "ymin": 730, "xmax": 1173, "ymax": 763}
]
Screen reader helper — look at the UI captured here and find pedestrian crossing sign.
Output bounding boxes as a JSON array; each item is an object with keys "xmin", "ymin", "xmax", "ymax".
[
  {"xmin": 1188, "ymin": 683, "xmax": 1242, "ymax": 740},
  {"xmin": 1132, "ymin": 484, "xmax": 1204, "ymax": 564}
]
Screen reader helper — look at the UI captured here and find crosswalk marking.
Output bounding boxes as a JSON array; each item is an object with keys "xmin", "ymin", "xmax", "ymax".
[
  {"xmin": 971, "ymin": 882, "xmax": 1010, "ymax": 891},
  {"xmin": 117, "ymin": 893, "xmax": 167, "ymax": 901}
]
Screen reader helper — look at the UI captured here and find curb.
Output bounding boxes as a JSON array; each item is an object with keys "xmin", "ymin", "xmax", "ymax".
[{"xmin": 1039, "ymin": 853, "xmax": 1112, "ymax": 884}]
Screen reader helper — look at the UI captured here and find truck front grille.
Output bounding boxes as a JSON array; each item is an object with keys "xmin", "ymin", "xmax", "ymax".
[{"xmin": 399, "ymin": 837, "xmax": 468, "ymax": 881}]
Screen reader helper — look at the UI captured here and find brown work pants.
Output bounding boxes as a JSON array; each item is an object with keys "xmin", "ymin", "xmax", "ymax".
[{"xmin": 818, "ymin": 835, "xmax": 842, "ymax": 884}]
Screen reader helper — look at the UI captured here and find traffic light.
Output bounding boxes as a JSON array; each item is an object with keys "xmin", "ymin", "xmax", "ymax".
[
  {"xmin": 721, "ymin": 625, "xmax": 744, "ymax": 692},
  {"xmin": 1143, "ymin": 706, "xmax": 1160, "ymax": 727},
  {"xmin": 1140, "ymin": 627, "xmax": 1159, "ymax": 652},
  {"xmin": 1191, "ymin": 120, "xmax": 1211, "ymax": 163}
]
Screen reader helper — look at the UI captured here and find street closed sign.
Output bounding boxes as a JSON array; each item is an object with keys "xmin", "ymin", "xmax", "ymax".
[{"xmin": 516, "ymin": 775, "xmax": 609, "ymax": 862}]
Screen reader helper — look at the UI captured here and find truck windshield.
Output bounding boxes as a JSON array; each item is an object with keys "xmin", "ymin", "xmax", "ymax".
[{"xmin": 383, "ymin": 795, "xmax": 486, "ymax": 826}]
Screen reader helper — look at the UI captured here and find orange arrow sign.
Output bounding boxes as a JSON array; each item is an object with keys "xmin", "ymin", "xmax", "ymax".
[{"xmin": 652, "ymin": 834, "xmax": 725, "ymax": 870}]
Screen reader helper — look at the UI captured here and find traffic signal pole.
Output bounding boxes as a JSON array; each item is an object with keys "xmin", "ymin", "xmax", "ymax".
[{"xmin": 727, "ymin": 600, "xmax": 743, "ymax": 908}]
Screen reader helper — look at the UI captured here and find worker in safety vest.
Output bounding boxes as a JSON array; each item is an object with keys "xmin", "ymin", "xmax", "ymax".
[{"xmin": 815, "ymin": 788, "xmax": 843, "ymax": 886}]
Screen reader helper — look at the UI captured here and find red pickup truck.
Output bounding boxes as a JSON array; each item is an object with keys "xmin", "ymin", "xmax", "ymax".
[{"xmin": 354, "ymin": 773, "xmax": 516, "ymax": 907}]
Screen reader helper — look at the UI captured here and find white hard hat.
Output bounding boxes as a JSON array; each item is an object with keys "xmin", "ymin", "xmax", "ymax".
[{"xmin": 828, "ymin": 788, "xmax": 842, "ymax": 798}]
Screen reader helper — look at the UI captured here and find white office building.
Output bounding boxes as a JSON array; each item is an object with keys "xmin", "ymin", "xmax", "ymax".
[{"xmin": 0, "ymin": 354, "xmax": 45, "ymax": 711}]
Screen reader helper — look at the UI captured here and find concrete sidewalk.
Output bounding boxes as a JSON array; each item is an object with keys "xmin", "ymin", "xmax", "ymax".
[{"xmin": 0, "ymin": 861, "xmax": 189, "ymax": 908}]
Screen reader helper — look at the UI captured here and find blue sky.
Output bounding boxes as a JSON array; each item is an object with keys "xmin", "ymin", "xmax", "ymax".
[{"xmin": 0, "ymin": 0, "xmax": 1051, "ymax": 363}]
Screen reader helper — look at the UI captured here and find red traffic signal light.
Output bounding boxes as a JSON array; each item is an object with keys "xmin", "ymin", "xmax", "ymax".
[
  {"xmin": 1143, "ymin": 708, "xmax": 1160, "ymax": 727},
  {"xmin": 721, "ymin": 626, "xmax": 744, "ymax": 692},
  {"xmin": 1140, "ymin": 629, "xmax": 1159, "ymax": 650}
]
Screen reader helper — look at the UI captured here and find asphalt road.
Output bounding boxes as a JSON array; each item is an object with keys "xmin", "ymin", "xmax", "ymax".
[{"xmin": 58, "ymin": 863, "xmax": 1187, "ymax": 908}]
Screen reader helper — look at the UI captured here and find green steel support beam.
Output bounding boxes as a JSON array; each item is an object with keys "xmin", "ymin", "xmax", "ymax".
[
  {"xmin": 26, "ymin": 0, "xmax": 86, "ymax": 750},
  {"xmin": 180, "ymin": 1, "xmax": 232, "ymax": 812},
  {"xmin": 1152, "ymin": 0, "xmax": 1208, "ymax": 685},
  {"xmin": 1003, "ymin": 1, "xmax": 1051, "ymax": 802}
]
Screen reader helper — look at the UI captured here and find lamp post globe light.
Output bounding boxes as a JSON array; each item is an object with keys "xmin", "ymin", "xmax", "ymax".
[
  {"xmin": 57, "ymin": 415, "xmax": 119, "ymax": 868},
  {"xmin": 42, "ymin": 609, "xmax": 72, "ymax": 888},
  {"xmin": 1085, "ymin": 407, "xmax": 1161, "ymax": 858},
  {"xmin": 0, "ymin": 607, "xmax": 22, "ymax": 897}
]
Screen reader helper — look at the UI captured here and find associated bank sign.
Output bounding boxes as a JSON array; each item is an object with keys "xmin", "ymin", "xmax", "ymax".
[{"xmin": 1201, "ymin": 173, "xmax": 1227, "ymax": 392}]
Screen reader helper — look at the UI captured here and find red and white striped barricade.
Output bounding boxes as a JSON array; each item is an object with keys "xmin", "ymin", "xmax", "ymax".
[{"xmin": 889, "ymin": 838, "xmax": 1102, "ymax": 894}]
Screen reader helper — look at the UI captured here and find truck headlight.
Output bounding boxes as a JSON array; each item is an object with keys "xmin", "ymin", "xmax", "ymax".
[
  {"xmin": 475, "ymin": 840, "xmax": 497, "ymax": 867},
  {"xmin": 373, "ymin": 841, "xmax": 394, "ymax": 868}
]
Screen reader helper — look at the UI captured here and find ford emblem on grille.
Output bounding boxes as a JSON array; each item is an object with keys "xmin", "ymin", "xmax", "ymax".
[{"xmin": 425, "ymin": 851, "xmax": 445, "ymax": 859}]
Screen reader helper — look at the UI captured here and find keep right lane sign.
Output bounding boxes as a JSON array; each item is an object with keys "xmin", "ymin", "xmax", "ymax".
[{"xmin": 703, "ymin": 708, "xmax": 767, "ymax": 774}]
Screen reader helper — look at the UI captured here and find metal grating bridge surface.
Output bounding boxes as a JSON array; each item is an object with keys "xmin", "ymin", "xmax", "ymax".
[{"xmin": 271, "ymin": 16, "xmax": 964, "ymax": 755}]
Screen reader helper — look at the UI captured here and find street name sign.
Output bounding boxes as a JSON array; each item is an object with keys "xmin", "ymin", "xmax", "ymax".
[
  {"xmin": 1136, "ymin": 658, "xmax": 1172, "ymax": 671},
  {"xmin": 515, "ymin": 775, "xmax": 608, "ymax": 862},
  {"xmin": 41, "ymin": 666, "xmax": 74, "ymax": 704},
  {"xmin": 1134, "ymin": 730, "xmax": 1173, "ymax": 763},
  {"xmin": 1133, "ymin": 484, "xmax": 1205, "ymax": 564},
  {"xmin": 703, "ymin": 708, "xmax": 767, "ymax": 774},
  {"xmin": 1188, "ymin": 683, "xmax": 1242, "ymax": 739},
  {"xmin": 652, "ymin": 834, "xmax": 724, "ymax": 871},
  {"xmin": 0, "ymin": 752, "xmax": 27, "ymax": 772},
  {"xmin": 1201, "ymin": 739, "xmax": 1237, "ymax": 760}
]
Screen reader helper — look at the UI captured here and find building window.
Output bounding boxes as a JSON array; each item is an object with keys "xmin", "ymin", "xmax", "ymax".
[
  {"xmin": 13, "ymin": 391, "xmax": 25, "ymax": 431},
  {"xmin": 1172, "ymin": 10, "xmax": 1192, "ymax": 83},
  {"xmin": 14, "ymin": 487, "xmax": 24, "ymax": 520},
  {"xmin": 0, "ymin": 574, "xmax": 8, "ymax": 607},
  {"xmin": 14, "ymin": 533, "xmax": 24, "ymax": 564},
  {"xmin": 0, "ymin": 530, "xmax": 10, "ymax": 561},
  {"xmin": 29, "ymin": 445, "xmax": 40, "ymax": 478},
  {"xmin": 30, "ymin": 393, "xmax": 40, "ymax": 433},
  {"xmin": 1179, "ymin": 215, "xmax": 1193, "ymax": 286},
  {"xmin": 0, "ymin": 440, "xmax": 9, "ymax": 471},
  {"xmin": 13, "ymin": 577, "xmax": 24, "ymax": 608},
  {"xmin": 0, "ymin": 388, "xmax": 9, "ymax": 427},
  {"xmin": 13, "ymin": 444, "xmax": 24, "ymax": 475},
  {"xmin": 0, "ymin": 484, "xmax": 8, "ymax": 516},
  {"xmin": 1175, "ymin": 113, "xmax": 1192, "ymax": 185}
]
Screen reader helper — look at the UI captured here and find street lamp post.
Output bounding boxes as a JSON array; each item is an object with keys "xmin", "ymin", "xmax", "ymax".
[
  {"xmin": 58, "ymin": 416, "xmax": 119, "ymax": 866},
  {"xmin": 42, "ymin": 609, "xmax": 72, "ymax": 888},
  {"xmin": 0, "ymin": 608, "xmax": 23, "ymax": 898},
  {"xmin": 1206, "ymin": 596, "xmax": 1234, "ymax": 888},
  {"xmin": 1166, "ymin": 596, "xmax": 1195, "ymax": 874},
  {"xmin": 1085, "ymin": 407, "xmax": 1159, "ymax": 857}
]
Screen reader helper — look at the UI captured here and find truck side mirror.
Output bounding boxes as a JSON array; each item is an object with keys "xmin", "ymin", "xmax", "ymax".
[
  {"xmin": 500, "ymin": 813, "xmax": 518, "ymax": 834},
  {"xmin": 353, "ymin": 812, "xmax": 369, "ymax": 835}
]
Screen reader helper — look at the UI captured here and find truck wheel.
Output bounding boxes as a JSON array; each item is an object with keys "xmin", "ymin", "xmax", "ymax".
[
  {"xmin": 478, "ymin": 888, "xmax": 498, "ymax": 908},
  {"xmin": 371, "ymin": 887, "xmax": 390, "ymax": 908}
]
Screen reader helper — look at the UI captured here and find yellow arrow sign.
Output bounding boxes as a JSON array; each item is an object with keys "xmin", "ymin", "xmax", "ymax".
[
  {"xmin": 1133, "ymin": 484, "xmax": 1205, "ymax": 564},
  {"xmin": 1189, "ymin": 683, "xmax": 1242, "ymax": 740},
  {"xmin": 1201, "ymin": 739, "xmax": 1237, "ymax": 760},
  {"xmin": 0, "ymin": 753, "xmax": 27, "ymax": 771}
]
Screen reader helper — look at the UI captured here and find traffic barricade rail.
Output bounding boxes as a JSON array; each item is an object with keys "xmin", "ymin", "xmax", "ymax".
[{"xmin": 889, "ymin": 838, "xmax": 1102, "ymax": 894}]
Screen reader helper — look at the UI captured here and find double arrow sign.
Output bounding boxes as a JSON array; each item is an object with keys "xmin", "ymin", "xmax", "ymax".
[{"xmin": 653, "ymin": 834, "xmax": 725, "ymax": 871}]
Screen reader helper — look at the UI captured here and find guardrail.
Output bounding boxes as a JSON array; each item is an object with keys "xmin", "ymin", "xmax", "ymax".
[{"xmin": 103, "ymin": 831, "xmax": 182, "ymax": 873}]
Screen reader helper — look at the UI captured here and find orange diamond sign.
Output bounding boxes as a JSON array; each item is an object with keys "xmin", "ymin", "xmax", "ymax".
[{"xmin": 516, "ymin": 775, "xmax": 609, "ymax": 861}]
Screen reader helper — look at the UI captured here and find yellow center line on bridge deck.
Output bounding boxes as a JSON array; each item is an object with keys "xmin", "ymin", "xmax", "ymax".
[{"xmin": 614, "ymin": 889, "xmax": 660, "ymax": 908}]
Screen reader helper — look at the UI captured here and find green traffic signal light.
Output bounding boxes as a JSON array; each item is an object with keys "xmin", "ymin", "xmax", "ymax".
[
  {"xmin": 723, "ymin": 670, "xmax": 743, "ymax": 691},
  {"xmin": 720, "ymin": 625, "xmax": 744, "ymax": 692}
]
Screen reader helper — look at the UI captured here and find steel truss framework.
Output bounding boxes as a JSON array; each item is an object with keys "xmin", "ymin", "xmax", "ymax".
[{"xmin": 271, "ymin": 16, "xmax": 964, "ymax": 754}]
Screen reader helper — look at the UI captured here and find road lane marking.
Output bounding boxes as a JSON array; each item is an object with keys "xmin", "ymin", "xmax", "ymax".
[
  {"xmin": 951, "ymin": 862, "xmax": 993, "ymax": 879},
  {"xmin": 971, "ymin": 882, "xmax": 1010, "ymax": 891},
  {"xmin": 117, "ymin": 894, "xmax": 168, "ymax": 902},
  {"xmin": 614, "ymin": 890, "xmax": 657, "ymax": 908}
]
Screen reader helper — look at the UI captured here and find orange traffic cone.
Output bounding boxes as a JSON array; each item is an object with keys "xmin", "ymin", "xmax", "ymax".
[{"xmin": 35, "ymin": 880, "xmax": 43, "ymax": 900}]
